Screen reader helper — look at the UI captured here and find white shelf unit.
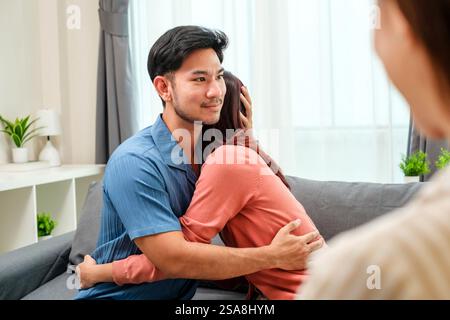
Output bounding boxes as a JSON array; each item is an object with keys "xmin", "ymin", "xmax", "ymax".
[{"xmin": 0, "ymin": 165, "xmax": 104, "ymax": 254}]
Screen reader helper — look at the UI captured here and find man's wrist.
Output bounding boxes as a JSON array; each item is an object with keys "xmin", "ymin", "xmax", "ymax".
[{"xmin": 260, "ymin": 244, "xmax": 279, "ymax": 269}]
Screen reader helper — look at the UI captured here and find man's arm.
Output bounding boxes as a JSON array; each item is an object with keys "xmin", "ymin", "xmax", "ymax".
[
  {"xmin": 135, "ymin": 221, "xmax": 322, "ymax": 280},
  {"xmin": 76, "ymin": 221, "xmax": 321, "ymax": 288}
]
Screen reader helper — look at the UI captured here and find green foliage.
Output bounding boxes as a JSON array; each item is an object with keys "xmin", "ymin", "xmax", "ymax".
[
  {"xmin": 435, "ymin": 148, "xmax": 450, "ymax": 170},
  {"xmin": 37, "ymin": 212, "xmax": 57, "ymax": 237},
  {"xmin": 399, "ymin": 151, "xmax": 430, "ymax": 176},
  {"xmin": 0, "ymin": 115, "xmax": 43, "ymax": 148}
]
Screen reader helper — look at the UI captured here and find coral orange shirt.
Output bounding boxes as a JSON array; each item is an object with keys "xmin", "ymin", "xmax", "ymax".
[{"xmin": 112, "ymin": 145, "xmax": 323, "ymax": 300}]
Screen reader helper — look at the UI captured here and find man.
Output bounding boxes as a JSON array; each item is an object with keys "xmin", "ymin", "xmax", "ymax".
[{"xmin": 76, "ymin": 26, "xmax": 322, "ymax": 300}]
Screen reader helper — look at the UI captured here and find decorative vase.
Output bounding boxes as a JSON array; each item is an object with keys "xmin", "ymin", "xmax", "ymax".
[
  {"xmin": 38, "ymin": 235, "xmax": 53, "ymax": 242},
  {"xmin": 404, "ymin": 176, "xmax": 420, "ymax": 183},
  {"xmin": 12, "ymin": 147, "xmax": 28, "ymax": 163}
]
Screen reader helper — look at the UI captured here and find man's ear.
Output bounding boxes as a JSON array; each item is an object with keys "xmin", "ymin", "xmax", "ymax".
[{"xmin": 153, "ymin": 76, "xmax": 172, "ymax": 103}]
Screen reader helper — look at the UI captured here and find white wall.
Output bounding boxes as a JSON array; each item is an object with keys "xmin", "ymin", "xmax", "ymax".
[
  {"xmin": 0, "ymin": 0, "xmax": 99, "ymax": 164},
  {"xmin": 0, "ymin": 0, "xmax": 42, "ymax": 163}
]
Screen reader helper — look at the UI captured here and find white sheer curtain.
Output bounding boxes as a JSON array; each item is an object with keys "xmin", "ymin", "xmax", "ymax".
[{"xmin": 128, "ymin": 0, "xmax": 410, "ymax": 183}]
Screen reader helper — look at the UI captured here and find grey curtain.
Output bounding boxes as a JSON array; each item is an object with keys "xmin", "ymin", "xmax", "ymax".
[
  {"xmin": 96, "ymin": 0, "xmax": 138, "ymax": 164},
  {"xmin": 407, "ymin": 116, "xmax": 448, "ymax": 181}
]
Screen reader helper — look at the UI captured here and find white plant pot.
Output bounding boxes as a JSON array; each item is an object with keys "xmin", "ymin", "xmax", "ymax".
[
  {"xmin": 38, "ymin": 235, "xmax": 53, "ymax": 242},
  {"xmin": 404, "ymin": 176, "xmax": 420, "ymax": 183},
  {"xmin": 12, "ymin": 148, "xmax": 28, "ymax": 163}
]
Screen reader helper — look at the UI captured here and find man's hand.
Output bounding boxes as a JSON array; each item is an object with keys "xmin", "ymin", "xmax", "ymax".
[
  {"xmin": 75, "ymin": 255, "xmax": 100, "ymax": 289},
  {"xmin": 269, "ymin": 219, "xmax": 324, "ymax": 270}
]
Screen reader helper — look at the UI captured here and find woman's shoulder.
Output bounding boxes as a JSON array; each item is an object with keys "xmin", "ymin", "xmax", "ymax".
[
  {"xmin": 205, "ymin": 144, "xmax": 264, "ymax": 167},
  {"xmin": 198, "ymin": 145, "xmax": 264, "ymax": 187}
]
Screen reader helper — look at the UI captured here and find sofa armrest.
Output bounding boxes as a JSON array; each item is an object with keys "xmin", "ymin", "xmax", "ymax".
[{"xmin": 0, "ymin": 231, "xmax": 74, "ymax": 300}]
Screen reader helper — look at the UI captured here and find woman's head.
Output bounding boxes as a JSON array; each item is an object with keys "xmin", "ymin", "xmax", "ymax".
[
  {"xmin": 202, "ymin": 71, "xmax": 290, "ymax": 188},
  {"xmin": 374, "ymin": 0, "xmax": 450, "ymax": 139},
  {"xmin": 205, "ymin": 71, "xmax": 246, "ymax": 133}
]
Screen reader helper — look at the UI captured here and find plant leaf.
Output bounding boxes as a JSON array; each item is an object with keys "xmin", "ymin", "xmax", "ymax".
[
  {"xmin": 37, "ymin": 212, "xmax": 56, "ymax": 235},
  {"xmin": 20, "ymin": 116, "xmax": 30, "ymax": 130},
  {"xmin": 22, "ymin": 133, "xmax": 42, "ymax": 146},
  {"xmin": 13, "ymin": 123, "xmax": 24, "ymax": 139},
  {"xmin": 11, "ymin": 133, "xmax": 22, "ymax": 147},
  {"xmin": 436, "ymin": 148, "xmax": 450, "ymax": 169},
  {"xmin": 1, "ymin": 129, "xmax": 13, "ymax": 136},
  {"xmin": 23, "ymin": 118, "xmax": 41, "ymax": 135},
  {"xmin": 22, "ymin": 126, "xmax": 45, "ymax": 142},
  {"xmin": 0, "ymin": 116, "xmax": 15, "ymax": 131},
  {"xmin": 400, "ymin": 151, "xmax": 430, "ymax": 176}
]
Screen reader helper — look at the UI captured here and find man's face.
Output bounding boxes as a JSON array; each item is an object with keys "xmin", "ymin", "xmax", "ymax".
[{"xmin": 167, "ymin": 48, "xmax": 226, "ymax": 125}]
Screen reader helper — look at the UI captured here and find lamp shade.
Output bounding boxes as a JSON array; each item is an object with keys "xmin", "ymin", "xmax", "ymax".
[{"xmin": 35, "ymin": 109, "xmax": 61, "ymax": 137}]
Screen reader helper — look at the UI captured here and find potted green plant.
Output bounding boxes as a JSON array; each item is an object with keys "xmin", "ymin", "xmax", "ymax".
[
  {"xmin": 399, "ymin": 151, "xmax": 430, "ymax": 183},
  {"xmin": 435, "ymin": 147, "xmax": 450, "ymax": 170},
  {"xmin": 37, "ymin": 212, "xmax": 57, "ymax": 241},
  {"xmin": 0, "ymin": 115, "xmax": 42, "ymax": 163}
]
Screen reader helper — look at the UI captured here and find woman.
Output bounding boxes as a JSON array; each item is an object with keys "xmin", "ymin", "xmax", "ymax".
[
  {"xmin": 76, "ymin": 71, "xmax": 325, "ymax": 300},
  {"xmin": 297, "ymin": 0, "xmax": 450, "ymax": 299}
]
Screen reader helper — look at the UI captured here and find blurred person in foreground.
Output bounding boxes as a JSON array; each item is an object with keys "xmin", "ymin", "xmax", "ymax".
[{"xmin": 297, "ymin": 0, "xmax": 450, "ymax": 300}]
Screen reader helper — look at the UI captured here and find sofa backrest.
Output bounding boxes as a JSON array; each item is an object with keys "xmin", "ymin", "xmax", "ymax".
[
  {"xmin": 286, "ymin": 176, "xmax": 423, "ymax": 240},
  {"xmin": 69, "ymin": 176, "xmax": 424, "ymax": 261},
  {"xmin": 69, "ymin": 181, "xmax": 103, "ymax": 265}
]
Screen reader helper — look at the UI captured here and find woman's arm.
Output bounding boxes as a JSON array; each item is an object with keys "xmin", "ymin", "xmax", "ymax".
[
  {"xmin": 76, "ymin": 253, "xmax": 166, "ymax": 289},
  {"xmin": 76, "ymin": 145, "xmax": 262, "ymax": 288},
  {"xmin": 76, "ymin": 255, "xmax": 112, "ymax": 289}
]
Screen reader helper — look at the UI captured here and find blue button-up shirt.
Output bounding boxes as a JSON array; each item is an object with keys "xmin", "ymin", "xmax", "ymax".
[{"xmin": 75, "ymin": 115, "xmax": 199, "ymax": 300}]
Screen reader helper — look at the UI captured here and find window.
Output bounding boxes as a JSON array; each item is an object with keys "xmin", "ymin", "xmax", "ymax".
[{"xmin": 129, "ymin": 0, "xmax": 410, "ymax": 183}]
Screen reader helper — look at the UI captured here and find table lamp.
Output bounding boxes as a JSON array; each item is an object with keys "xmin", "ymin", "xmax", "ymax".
[{"xmin": 36, "ymin": 109, "xmax": 62, "ymax": 166}]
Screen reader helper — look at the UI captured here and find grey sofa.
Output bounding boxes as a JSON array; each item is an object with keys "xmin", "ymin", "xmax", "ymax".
[{"xmin": 0, "ymin": 176, "xmax": 422, "ymax": 300}]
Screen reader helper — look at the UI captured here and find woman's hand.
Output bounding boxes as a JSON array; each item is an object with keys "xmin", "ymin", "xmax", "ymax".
[
  {"xmin": 240, "ymin": 86, "xmax": 253, "ymax": 129},
  {"xmin": 75, "ymin": 255, "xmax": 112, "ymax": 289}
]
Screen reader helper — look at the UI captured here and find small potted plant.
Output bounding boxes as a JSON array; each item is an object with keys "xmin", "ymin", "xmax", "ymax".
[
  {"xmin": 435, "ymin": 147, "xmax": 450, "ymax": 170},
  {"xmin": 0, "ymin": 115, "xmax": 42, "ymax": 163},
  {"xmin": 37, "ymin": 212, "xmax": 57, "ymax": 241},
  {"xmin": 399, "ymin": 151, "xmax": 430, "ymax": 183}
]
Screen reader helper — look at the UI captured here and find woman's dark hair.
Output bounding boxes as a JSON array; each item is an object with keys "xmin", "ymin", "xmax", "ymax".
[
  {"xmin": 395, "ymin": 0, "xmax": 450, "ymax": 93},
  {"xmin": 148, "ymin": 25, "xmax": 228, "ymax": 82},
  {"xmin": 203, "ymin": 71, "xmax": 291, "ymax": 189}
]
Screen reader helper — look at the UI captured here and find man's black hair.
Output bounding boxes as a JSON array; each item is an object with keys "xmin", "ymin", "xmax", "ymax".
[{"xmin": 147, "ymin": 25, "xmax": 229, "ymax": 83}]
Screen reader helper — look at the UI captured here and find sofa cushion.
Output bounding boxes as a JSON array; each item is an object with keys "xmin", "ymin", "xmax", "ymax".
[
  {"xmin": 21, "ymin": 272, "xmax": 245, "ymax": 300},
  {"xmin": 0, "ymin": 232, "xmax": 74, "ymax": 300},
  {"xmin": 69, "ymin": 181, "xmax": 103, "ymax": 265},
  {"xmin": 287, "ymin": 176, "xmax": 423, "ymax": 240},
  {"xmin": 192, "ymin": 287, "xmax": 246, "ymax": 300},
  {"xmin": 22, "ymin": 272, "xmax": 78, "ymax": 300}
]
